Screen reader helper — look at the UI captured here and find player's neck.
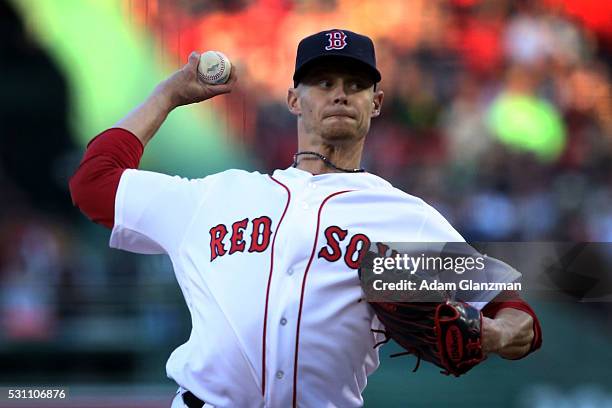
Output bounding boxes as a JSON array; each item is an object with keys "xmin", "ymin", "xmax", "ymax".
[
  {"xmin": 294, "ymin": 139, "xmax": 364, "ymax": 175},
  {"xmin": 295, "ymin": 159, "xmax": 341, "ymax": 175}
]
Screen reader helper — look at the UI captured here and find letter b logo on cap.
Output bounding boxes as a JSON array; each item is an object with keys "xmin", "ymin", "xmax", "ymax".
[{"xmin": 325, "ymin": 31, "xmax": 347, "ymax": 50}]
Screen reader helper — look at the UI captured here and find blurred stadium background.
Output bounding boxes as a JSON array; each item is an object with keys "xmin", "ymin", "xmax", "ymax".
[{"xmin": 0, "ymin": 0, "xmax": 611, "ymax": 406}]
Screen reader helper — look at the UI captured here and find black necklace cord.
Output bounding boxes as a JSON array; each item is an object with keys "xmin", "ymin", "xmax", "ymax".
[{"xmin": 292, "ymin": 151, "xmax": 366, "ymax": 173}]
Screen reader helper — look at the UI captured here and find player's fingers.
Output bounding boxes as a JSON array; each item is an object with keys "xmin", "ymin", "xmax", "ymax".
[
  {"xmin": 188, "ymin": 51, "xmax": 200, "ymax": 68},
  {"xmin": 210, "ymin": 67, "xmax": 238, "ymax": 95},
  {"xmin": 226, "ymin": 65, "xmax": 238, "ymax": 84},
  {"xmin": 212, "ymin": 84, "xmax": 233, "ymax": 95},
  {"xmin": 499, "ymin": 344, "xmax": 530, "ymax": 360},
  {"xmin": 481, "ymin": 317, "xmax": 501, "ymax": 354}
]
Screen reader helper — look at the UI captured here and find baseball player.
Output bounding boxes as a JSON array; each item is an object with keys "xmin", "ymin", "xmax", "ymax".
[{"xmin": 70, "ymin": 29, "xmax": 542, "ymax": 407}]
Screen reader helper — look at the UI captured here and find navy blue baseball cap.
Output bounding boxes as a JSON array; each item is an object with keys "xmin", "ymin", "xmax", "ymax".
[{"xmin": 293, "ymin": 29, "xmax": 381, "ymax": 87}]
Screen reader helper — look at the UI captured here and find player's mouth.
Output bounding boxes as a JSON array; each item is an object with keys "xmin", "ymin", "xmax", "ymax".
[{"xmin": 323, "ymin": 110, "xmax": 356, "ymax": 120}]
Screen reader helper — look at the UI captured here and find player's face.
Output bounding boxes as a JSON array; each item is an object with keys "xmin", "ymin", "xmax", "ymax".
[{"xmin": 288, "ymin": 61, "xmax": 383, "ymax": 143}]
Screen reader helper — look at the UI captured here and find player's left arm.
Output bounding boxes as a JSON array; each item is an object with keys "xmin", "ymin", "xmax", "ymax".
[
  {"xmin": 415, "ymin": 204, "xmax": 542, "ymax": 361},
  {"xmin": 481, "ymin": 291, "xmax": 542, "ymax": 359}
]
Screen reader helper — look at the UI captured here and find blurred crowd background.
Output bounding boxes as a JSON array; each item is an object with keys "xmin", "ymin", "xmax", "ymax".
[
  {"xmin": 0, "ymin": 0, "xmax": 610, "ymax": 406},
  {"xmin": 247, "ymin": 0, "xmax": 612, "ymax": 243}
]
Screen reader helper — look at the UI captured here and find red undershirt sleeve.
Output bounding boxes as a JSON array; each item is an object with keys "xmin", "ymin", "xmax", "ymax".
[
  {"xmin": 69, "ymin": 128, "xmax": 144, "ymax": 229},
  {"xmin": 482, "ymin": 290, "xmax": 543, "ymax": 358}
]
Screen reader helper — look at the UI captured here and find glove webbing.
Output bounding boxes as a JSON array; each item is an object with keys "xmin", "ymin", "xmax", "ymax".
[{"xmin": 371, "ymin": 328, "xmax": 426, "ymax": 373}]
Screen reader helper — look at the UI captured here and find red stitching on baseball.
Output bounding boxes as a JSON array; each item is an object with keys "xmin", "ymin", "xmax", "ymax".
[{"xmin": 199, "ymin": 52, "xmax": 226, "ymax": 83}]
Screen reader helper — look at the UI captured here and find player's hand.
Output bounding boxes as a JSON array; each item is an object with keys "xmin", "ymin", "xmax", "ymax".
[
  {"xmin": 156, "ymin": 51, "xmax": 237, "ymax": 109},
  {"xmin": 482, "ymin": 309, "xmax": 534, "ymax": 359}
]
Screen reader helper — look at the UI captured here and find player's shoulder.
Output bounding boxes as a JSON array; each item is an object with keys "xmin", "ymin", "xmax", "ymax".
[
  {"xmin": 354, "ymin": 179, "xmax": 463, "ymax": 240},
  {"xmin": 121, "ymin": 168, "xmax": 269, "ymax": 191},
  {"xmin": 387, "ymin": 185, "xmax": 454, "ymax": 219},
  {"xmin": 388, "ymin": 186, "xmax": 435, "ymax": 211},
  {"xmin": 367, "ymin": 179, "xmax": 457, "ymax": 224},
  {"xmin": 363, "ymin": 175, "xmax": 432, "ymax": 210},
  {"xmin": 186, "ymin": 168, "xmax": 270, "ymax": 189},
  {"xmin": 384, "ymin": 186, "xmax": 463, "ymax": 241},
  {"xmin": 204, "ymin": 168, "xmax": 267, "ymax": 181}
]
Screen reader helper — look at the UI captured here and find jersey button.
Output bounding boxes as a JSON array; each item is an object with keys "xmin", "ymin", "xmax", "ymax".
[
  {"xmin": 308, "ymin": 182, "xmax": 317, "ymax": 189},
  {"xmin": 276, "ymin": 371, "xmax": 284, "ymax": 380},
  {"xmin": 301, "ymin": 202, "xmax": 309, "ymax": 210},
  {"xmin": 287, "ymin": 268, "xmax": 294, "ymax": 276},
  {"xmin": 280, "ymin": 318, "xmax": 287, "ymax": 326}
]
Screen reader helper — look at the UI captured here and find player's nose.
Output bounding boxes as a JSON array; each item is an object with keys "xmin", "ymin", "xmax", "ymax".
[{"xmin": 331, "ymin": 83, "xmax": 349, "ymax": 105}]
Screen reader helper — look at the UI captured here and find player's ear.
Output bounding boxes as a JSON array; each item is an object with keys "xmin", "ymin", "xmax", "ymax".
[
  {"xmin": 371, "ymin": 89, "xmax": 384, "ymax": 118},
  {"xmin": 287, "ymin": 87, "xmax": 301, "ymax": 116}
]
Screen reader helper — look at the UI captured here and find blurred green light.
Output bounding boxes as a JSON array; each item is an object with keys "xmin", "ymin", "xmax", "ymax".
[{"xmin": 488, "ymin": 92, "xmax": 566, "ymax": 162}]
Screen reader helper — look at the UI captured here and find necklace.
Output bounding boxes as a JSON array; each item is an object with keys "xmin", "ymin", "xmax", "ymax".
[{"xmin": 292, "ymin": 151, "xmax": 365, "ymax": 173}]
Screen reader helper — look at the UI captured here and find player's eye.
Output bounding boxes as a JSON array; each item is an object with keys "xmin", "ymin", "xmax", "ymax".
[
  {"xmin": 348, "ymin": 80, "xmax": 368, "ymax": 91},
  {"xmin": 319, "ymin": 79, "xmax": 334, "ymax": 88}
]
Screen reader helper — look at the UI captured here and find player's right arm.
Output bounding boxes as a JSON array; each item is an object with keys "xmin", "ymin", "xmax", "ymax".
[
  {"xmin": 116, "ymin": 51, "xmax": 236, "ymax": 147},
  {"xmin": 69, "ymin": 51, "xmax": 236, "ymax": 231}
]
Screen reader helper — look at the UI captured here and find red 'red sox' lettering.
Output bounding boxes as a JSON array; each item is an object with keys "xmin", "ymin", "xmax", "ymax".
[
  {"xmin": 210, "ymin": 224, "xmax": 229, "ymax": 261},
  {"xmin": 318, "ymin": 226, "xmax": 348, "ymax": 262},
  {"xmin": 318, "ymin": 225, "xmax": 372, "ymax": 269},
  {"xmin": 344, "ymin": 233, "xmax": 371, "ymax": 269},
  {"xmin": 249, "ymin": 216, "xmax": 272, "ymax": 253},
  {"xmin": 209, "ymin": 216, "xmax": 272, "ymax": 261},
  {"xmin": 229, "ymin": 218, "xmax": 249, "ymax": 255},
  {"xmin": 210, "ymin": 220, "xmax": 373, "ymax": 270}
]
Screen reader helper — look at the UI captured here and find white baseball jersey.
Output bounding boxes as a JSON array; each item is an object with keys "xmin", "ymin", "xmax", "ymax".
[{"xmin": 110, "ymin": 166, "xmax": 466, "ymax": 407}]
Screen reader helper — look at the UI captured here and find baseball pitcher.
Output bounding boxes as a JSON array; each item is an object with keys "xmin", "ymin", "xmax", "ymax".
[{"xmin": 70, "ymin": 29, "xmax": 542, "ymax": 408}]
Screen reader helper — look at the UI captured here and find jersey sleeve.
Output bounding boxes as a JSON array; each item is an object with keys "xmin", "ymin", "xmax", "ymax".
[
  {"xmin": 415, "ymin": 203, "xmax": 522, "ymax": 310},
  {"xmin": 109, "ymin": 169, "xmax": 217, "ymax": 255},
  {"xmin": 416, "ymin": 203, "xmax": 465, "ymax": 242}
]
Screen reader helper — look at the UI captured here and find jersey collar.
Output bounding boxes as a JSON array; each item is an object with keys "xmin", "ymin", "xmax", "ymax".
[{"xmin": 272, "ymin": 166, "xmax": 392, "ymax": 190}]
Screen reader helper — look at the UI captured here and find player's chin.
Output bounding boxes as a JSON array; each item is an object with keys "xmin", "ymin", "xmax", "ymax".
[{"xmin": 321, "ymin": 124, "xmax": 360, "ymax": 142}]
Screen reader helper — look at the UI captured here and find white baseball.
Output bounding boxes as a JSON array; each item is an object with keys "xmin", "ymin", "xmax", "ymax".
[{"xmin": 197, "ymin": 51, "xmax": 231, "ymax": 85}]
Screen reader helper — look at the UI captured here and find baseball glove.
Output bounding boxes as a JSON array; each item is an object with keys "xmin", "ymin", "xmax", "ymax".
[{"xmin": 359, "ymin": 251, "xmax": 486, "ymax": 377}]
